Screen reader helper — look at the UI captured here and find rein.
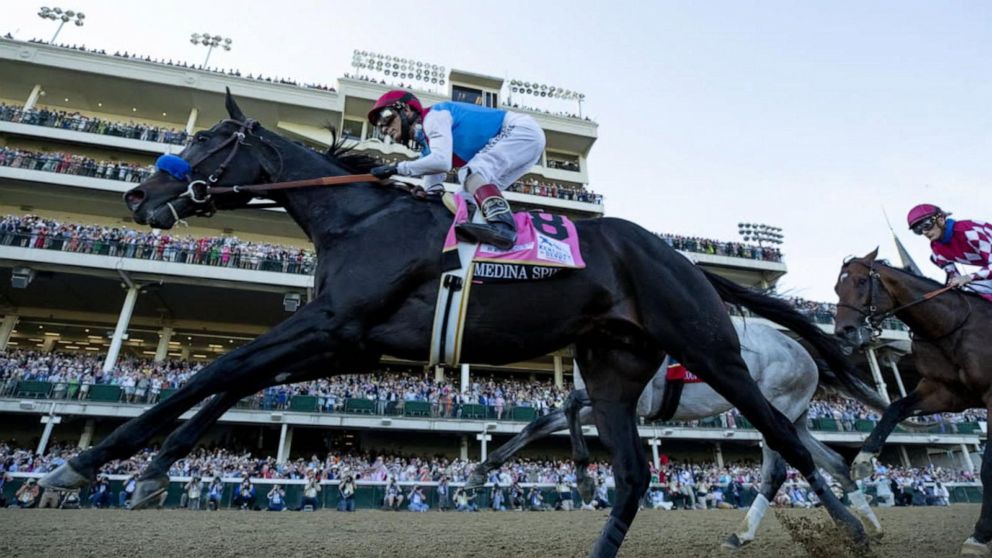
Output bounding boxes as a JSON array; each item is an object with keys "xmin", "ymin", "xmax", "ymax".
[
  {"xmin": 840, "ymin": 260, "xmax": 970, "ymax": 340},
  {"xmin": 207, "ymin": 173, "xmax": 378, "ymax": 196}
]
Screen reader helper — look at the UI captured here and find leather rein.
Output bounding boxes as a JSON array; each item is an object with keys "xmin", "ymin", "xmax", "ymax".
[
  {"xmin": 837, "ymin": 260, "xmax": 970, "ymax": 341},
  {"xmin": 173, "ymin": 118, "xmax": 381, "ymax": 215}
]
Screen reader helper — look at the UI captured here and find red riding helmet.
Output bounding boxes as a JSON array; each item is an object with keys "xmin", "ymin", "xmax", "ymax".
[
  {"xmin": 367, "ymin": 90, "xmax": 424, "ymax": 126},
  {"xmin": 906, "ymin": 204, "xmax": 946, "ymax": 229}
]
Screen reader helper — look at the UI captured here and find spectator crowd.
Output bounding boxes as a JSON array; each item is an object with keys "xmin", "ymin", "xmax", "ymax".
[
  {"xmin": 508, "ymin": 177, "xmax": 603, "ymax": 205},
  {"xmin": 0, "ymin": 102, "xmax": 188, "ymax": 145},
  {"xmin": 0, "ymin": 214, "xmax": 316, "ymax": 274},
  {"xmin": 659, "ymin": 233, "xmax": 784, "ymax": 263},
  {"xmin": 0, "ymin": 146, "xmax": 153, "ymax": 183}
]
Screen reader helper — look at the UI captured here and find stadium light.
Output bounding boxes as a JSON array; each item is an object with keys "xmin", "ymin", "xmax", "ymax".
[
  {"xmin": 737, "ymin": 222, "xmax": 784, "ymax": 247},
  {"xmin": 190, "ymin": 32, "xmax": 232, "ymax": 67},
  {"xmin": 351, "ymin": 49, "xmax": 446, "ymax": 91},
  {"xmin": 507, "ymin": 78, "xmax": 586, "ymax": 116},
  {"xmin": 38, "ymin": 6, "xmax": 85, "ymax": 43}
]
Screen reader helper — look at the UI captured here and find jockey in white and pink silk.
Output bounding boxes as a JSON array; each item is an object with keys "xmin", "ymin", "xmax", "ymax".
[
  {"xmin": 907, "ymin": 203, "xmax": 992, "ymax": 302},
  {"xmin": 365, "ymin": 90, "xmax": 546, "ymax": 251}
]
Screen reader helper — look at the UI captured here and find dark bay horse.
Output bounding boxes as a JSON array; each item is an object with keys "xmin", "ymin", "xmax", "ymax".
[
  {"xmin": 43, "ymin": 92, "xmax": 871, "ymax": 556},
  {"xmin": 835, "ymin": 249, "xmax": 992, "ymax": 556}
]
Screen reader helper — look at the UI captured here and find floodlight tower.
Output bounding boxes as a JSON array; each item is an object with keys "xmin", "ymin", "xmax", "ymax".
[
  {"xmin": 37, "ymin": 6, "xmax": 85, "ymax": 43},
  {"xmin": 190, "ymin": 33, "xmax": 232, "ymax": 67},
  {"xmin": 737, "ymin": 222, "xmax": 784, "ymax": 248}
]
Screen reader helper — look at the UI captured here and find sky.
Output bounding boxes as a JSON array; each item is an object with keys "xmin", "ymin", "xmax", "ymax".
[{"xmin": 5, "ymin": 1, "xmax": 989, "ymax": 300}]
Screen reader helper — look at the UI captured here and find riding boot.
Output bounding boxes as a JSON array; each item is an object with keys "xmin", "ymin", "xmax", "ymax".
[{"xmin": 455, "ymin": 184, "xmax": 517, "ymax": 250}]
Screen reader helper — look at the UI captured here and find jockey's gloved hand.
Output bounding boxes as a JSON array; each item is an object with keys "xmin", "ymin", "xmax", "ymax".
[{"xmin": 370, "ymin": 163, "xmax": 398, "ymax": 180}]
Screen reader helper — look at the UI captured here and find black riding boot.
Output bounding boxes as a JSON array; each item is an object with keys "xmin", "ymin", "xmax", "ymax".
[{"xmin": 455, "ymin": 184, "xmax": 517, "ymax": 250}]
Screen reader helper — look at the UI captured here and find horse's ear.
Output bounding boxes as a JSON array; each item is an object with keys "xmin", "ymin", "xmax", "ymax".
[
  {"xmin": 225, "ymin": 88, "xmax": 246, "ymax": 122},
  {"xmin": 864, "ymin": 247, "xmax": 879, "ymax": 262}
]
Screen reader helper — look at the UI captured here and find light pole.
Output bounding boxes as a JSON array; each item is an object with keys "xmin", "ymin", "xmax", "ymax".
[
  {"xmin": 190, "ymin": 33, "xmax": 232, "ymax": 67},
  {"xmin": 38, "ymin": 6, "xmax": 85, "ymax": 43},
  {"xmin": 737, "ymin": 222, "xmax": 784, "ymax": 248}
]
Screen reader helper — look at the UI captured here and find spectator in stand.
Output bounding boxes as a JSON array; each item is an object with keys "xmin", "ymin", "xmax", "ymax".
[
  {"xmin": 556, "ymin": 477, "xmax": 574, "ymax": 511},
  {"xmin": 527, "ymin": 486, "xmax": 546, "ymax": 511},
  {"xmin": 383, "ymin": 477, "xmax": 403, "ymax": 510},
  {"xmin": 436, "ymin": 475, "xmax": 450, "ymax": 511},
  {"xmin": 0, "ymin": 146, "xmax": 153, "ymax": 183},
  {"xmin": 0, "ymin": 102, "xmax": 189, "ymax": 145},
  {"xmin": 453, "ymin": 487, "xmax": 477, "ymax": 512},
  {"xmin": 118, "ymin": 473, "xmax": 137, "ymax": 508}
]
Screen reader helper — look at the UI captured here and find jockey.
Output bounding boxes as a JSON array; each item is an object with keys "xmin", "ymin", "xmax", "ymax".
[
  {"xmin": 907, "ymin": 203, "xmax": 992, "ymax": 299},
  {"xmin": 366, "ymin": 90, "xmax": 546, "ymax": 250}
]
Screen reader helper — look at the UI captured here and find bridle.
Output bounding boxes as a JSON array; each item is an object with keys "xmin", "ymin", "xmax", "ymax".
[
  {"xmin": 837, "ymin": 260, "xmax": 969, "ymax": 341},
  {"xmin": 163, "ymin": 118, "xmax": 376, "ymax": 223}
]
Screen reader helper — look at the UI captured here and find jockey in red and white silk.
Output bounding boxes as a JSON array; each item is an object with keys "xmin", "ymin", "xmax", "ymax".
[
  {"xmin": 367, "ymin": 90, "xmax": 546, "ymax": 251},
  {"xmin": 907, "ymin": 204, "xmax": 992, "ymax": 301}
]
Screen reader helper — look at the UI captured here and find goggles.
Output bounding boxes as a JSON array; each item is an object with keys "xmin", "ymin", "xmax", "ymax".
[
  {"xmin": 375, "ymin": 108, "xmax": 398, "ymax": 129},
  {"xmin": 911, "ymin": 216, "xmax": 938, "ymax": 235}
]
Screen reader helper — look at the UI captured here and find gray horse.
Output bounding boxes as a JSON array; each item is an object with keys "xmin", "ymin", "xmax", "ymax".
[{"xmin": 466, "ymin": 318, "xmax": 887, "ymax": 548}]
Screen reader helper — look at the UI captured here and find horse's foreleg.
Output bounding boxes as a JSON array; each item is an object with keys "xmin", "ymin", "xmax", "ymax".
[
  {"xmin": 42, "ymin": 301, "xmax": 355, "ymax": 489},
  {"xmin": 566, "ymin": 389, "xmax": 595, "ymax": 503},
  {"xmin": 796, "ymin": 419, "xmax": 883, "ymax": 538},
  {"xmin": 724, "ymin": 444, "xmax": 786, "ymax": 549},
  {"xmin": 851, "ymin": 390, "xmax": 926, "ymax": 480},
  {"xmin": 963, "ymin": 405, "xmax": 992, "ymax": 556},
  {"xmin": 465, "ymin": 409, "xmax": 570, "ymax": 489}
]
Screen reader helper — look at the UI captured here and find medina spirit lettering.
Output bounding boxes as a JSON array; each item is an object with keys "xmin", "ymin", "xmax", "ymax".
[{"xmin": 473, "ymin": 262, "xmax": 563, "ymax": 283}]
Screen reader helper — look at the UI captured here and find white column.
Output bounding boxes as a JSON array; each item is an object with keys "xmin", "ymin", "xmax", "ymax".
[
  {"xmin": 185, "ymin": 107, "xmax": 199, "ymax": 135},
  {"xmin": 276, "ymin": 423, "xmax": 293, "ymax": 464},
  {"xmin": 648, "ymin": 438, "xmax": 662, "ymax": 470},
  {"xmin": 78, "ymin": 419, "xmax": 95, "ymax": 449},
  {"xmin": 24, "ymin": 84, "xmax": 42, "ymax": 110},
  {"xmin": 961, "ymin": 444, "xmax": 976, "ymax": 473},
  {"xmin": 41, "ymin": 336, "xmax": 57, "ymax": 352},
  {"xmin": 103, "ymin": 286, "xmax": 139, "ymax": 373},
  {"xmin": 434, "ymin": 365, "xmax": 445, "ymax": 383},
  {"xmin": 180, "ymin": 346, "xmax": 191, "ymax": 361},
  {"xmin": 476, "ymin": 433, "xmax": 491, "ymax": 461},
  {"xmin": 37, "ymin": 414, "xmax": 62, "ymax": 455},
  {"xmin": 553, "ymin": 355, "xmax": 564, "ymax": 389},
  {"xmin": 0, "ymin": 314, "xmax": 19, "ymax": 350},
  {"xmin": 460, "ymin": 363, "xmax": 470, "ymax": 394},
  {"xmin": 459, "ymin": 435, "xmax": 469, "ymax": 461},
  {"xmin": 865, "ymin": 348, "xmax": 891, "ymax": 405},
  {"xmin": 887, "ymin": 357, "xmax": 908, "ymax": 398},
  {"xmin": 714, "ymin": 442, "xmax": 724, "ymax": 469},
  {"xmin": 154, "ymin": 327, "xmax": 173, "ymax": 363}
]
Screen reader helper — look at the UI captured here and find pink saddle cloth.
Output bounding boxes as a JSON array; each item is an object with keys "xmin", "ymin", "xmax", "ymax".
[{"xmin": 444, "ymin": 194, "xmax": 586, "ymax": 269}]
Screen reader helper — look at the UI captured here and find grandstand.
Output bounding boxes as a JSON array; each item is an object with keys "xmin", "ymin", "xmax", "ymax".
[{"xmin": 0, "ymin": 36, "xmax": 983, "ymax": 508}]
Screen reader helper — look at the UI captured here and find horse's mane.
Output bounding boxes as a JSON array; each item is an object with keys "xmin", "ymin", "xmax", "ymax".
[
  {"xmin": 320, "ymin": 127, "xmax": 383, "ymax": 175},
  {"xmin": 877, "ymin": 259, "xmax": 988, "ymax": 302}
]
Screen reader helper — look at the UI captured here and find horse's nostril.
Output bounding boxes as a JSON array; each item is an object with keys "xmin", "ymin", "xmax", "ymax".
[{"xmin": 124, "ymin": 189, "xmax": 145, "ymax": 210}]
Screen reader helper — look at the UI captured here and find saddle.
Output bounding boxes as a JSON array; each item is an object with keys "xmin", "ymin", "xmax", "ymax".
[
  {"xmin": 429, "ymin": 193, "xmax": 586, "ymax": 367},
  {"xmin": 655, "ymin": 358, "xmax": 704, "ymax": 422}
]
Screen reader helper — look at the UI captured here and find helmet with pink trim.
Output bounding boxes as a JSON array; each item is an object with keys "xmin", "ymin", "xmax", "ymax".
[
  {"xmin": 367, "ymin": 90, "xmax": 424, "ymax": 126},
  {"xmin": 906, "ymin": 204, "xmax": 946, "ymax": 229}
]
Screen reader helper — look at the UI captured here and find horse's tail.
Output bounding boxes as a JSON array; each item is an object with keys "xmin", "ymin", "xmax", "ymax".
[
  {"xmin": 812, "ymin": 358, "xmax": 889, "ymax": 413},
  {"xmin": 701, "ymin": 269, "xmax": 872, "ymax": 405}
]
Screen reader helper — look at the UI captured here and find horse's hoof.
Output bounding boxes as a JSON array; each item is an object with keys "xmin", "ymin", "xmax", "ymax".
[
  {"xmin": 850, "ymin": 453, "xmax": 875, "ymax": 480},
  {"xmin": 464, "ymin": 472, "xmax": 487, "ymax": 490},
  {"xmin": 962, "ymin": 537, "xmax": 991, "ymax": 556},
  {"xmin": 39, "ymin": 463, "xmax": 90, "ymax": 490},
  {"xmin": 721, "ymin": 534, "xmax": 749, "ymax": 550},
  {"xmin": 130, "ymin": 475, "xmax": 170, "ymax": 510}
]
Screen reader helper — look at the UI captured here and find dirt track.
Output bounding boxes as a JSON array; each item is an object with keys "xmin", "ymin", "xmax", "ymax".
[{"xmin": 0, "ymin": 505, "xmax": 977, "ymax": 558}]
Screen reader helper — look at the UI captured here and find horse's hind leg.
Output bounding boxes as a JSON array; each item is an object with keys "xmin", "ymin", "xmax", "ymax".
[
  {"xmin": 465, "ymin": 409, "xmax": 570, "ymax": 489},
  {"xmin": 963, "ymin": 404, "xmax": 992, "ymax": 556},
  {"xmin": 795, "ymin": 415, "xmax": 883, "ymax": 539},
  {"xmin": 576, "ymin": 344, "xmax": 656, "ymax": 558},
  {"xmin": 724, "ymin": 443, "xmax": 787, "ymax": 549},
  {"xmin": 565, "ymin": 389, "xmax": 597, "ymax": 503},
  {"xmin": 42, "ymin": 301, "xmax": 363, "ymax": 490}
]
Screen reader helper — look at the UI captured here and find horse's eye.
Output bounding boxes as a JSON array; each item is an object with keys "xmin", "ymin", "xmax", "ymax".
[
  {"xmin": 856, "ymin": 277, "xmax": 868, "ymax": 287},
  {"xmin": 195, "ymin": 134, "xmax": 210, "ymax": 142}
]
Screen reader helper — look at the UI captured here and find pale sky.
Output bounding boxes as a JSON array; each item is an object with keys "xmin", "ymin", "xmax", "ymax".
[{"xmin": 5, "ymin": 1, "xmax": 989, "ymax": 300}]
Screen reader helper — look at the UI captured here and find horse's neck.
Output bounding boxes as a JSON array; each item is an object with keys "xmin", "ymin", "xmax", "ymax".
[{"xmin": 881, "ymin": 267, "xmax": 964, "ymax": 337}]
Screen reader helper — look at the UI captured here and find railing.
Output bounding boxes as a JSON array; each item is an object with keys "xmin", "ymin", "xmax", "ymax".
[
  {"xmin": 0, "ymin": 232, "xmax": 315, "ymax": 275},
  {"xmin": 2, "ymin": 380, "xmax": 983, "ymax": 434}
]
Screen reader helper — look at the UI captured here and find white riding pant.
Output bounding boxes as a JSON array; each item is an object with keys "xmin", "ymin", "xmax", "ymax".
[{"xmin": 458, "ymin": 112, "xmax": 546, "ymax": 190}]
